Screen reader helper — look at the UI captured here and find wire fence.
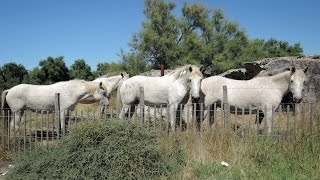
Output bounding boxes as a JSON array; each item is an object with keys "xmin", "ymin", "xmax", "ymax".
[{"xmin": 1, "ymin": 101, "xmax": 320, "ymax": 153}]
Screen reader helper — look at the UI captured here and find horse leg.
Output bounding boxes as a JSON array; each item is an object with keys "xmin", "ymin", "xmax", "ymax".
[
  {"xmin": 60, "ymin": 109, "xmax": 70, "ymax": 135},
  {"xmin": 208, "ymin": 104, "xmax": 215, "ymax": 127},
  {"xmin": 11, "ymin": 110, "xmax": 23, "ymax": 134},
  {"xmin": 202, "ymin": 104, "xmax": 215, "ymax": 128},
  {"xmin": 119, "ymin": 105, "xmax": 129, "ymax": 119},
  {"xmin": 255, "ymin": 110, "xmax": 265, "ymax": 124},
  {"xmin": 264, "ymin": 109, "xmax": 273, "ymax": 134},
  {"xmin": 169, "ymin": 103, "xmax": 178, "ymax": 132}
]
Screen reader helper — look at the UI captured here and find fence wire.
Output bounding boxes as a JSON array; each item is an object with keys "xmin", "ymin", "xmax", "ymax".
[{"xmin": 1, "ymin": 101, "xmax": 320, "ymax": 152}]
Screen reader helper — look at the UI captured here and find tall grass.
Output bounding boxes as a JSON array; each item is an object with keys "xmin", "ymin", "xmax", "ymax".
[{"xmin": 162, "ymin": 128, "xmax": 320, "ymax": 179}]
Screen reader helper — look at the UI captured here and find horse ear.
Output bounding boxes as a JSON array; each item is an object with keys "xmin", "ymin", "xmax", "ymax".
[
  {"xmin": 189, "ymin": 66, "xmax": 193, "ymax": 72},
  {"xmin": 303, "ymin": 66, "xmax": 308, "ymax": 73},
  {"xmin": 200, "ymin": 65, "xmax": 204, "ymax": 72},
  {"xmin": 121, "ymin": 72, "xmax": 124, "ymax": 78},
  {"xmin": 290, "ymin": 66, "xmax": 296, "ymax": 74},
  {"xmin": 99, "ymin": 82, "xmax": 103, "ymax": 89}
]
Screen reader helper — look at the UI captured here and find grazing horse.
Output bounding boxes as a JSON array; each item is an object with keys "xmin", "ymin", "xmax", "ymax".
[
  {"xmin": 79, "ymin": 72, "xmax": 129, "ymax": 112},
  {"xmin": 200, "ymin": 66, "xmax": 308, "ymax": 133},
  {"xmin": 119, "ymin": 65, "xmax": 203, "ymax": 131},
  {"xmin": 1, "ymin": 80, "xmax": 109, "ymax": 132}
]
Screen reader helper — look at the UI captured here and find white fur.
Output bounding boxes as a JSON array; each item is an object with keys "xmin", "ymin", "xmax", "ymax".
[
  {"xmin": 119, "ymin": 65, "xmax": 203, "ymax": 131},
  {"xmin": 201, "ymin": 67, "xmax": 308, "ymax": 133},
  {"xmin": 79, "ymin": 72, "xmax": 129, "ymax": 104},
  {"xmin": 2, "ymin": 80, "xmax": 108, "ymax": 131}
]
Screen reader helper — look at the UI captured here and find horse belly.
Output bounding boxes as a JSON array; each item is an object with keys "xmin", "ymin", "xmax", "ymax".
[
  {"xmin": 24, "ymin": 97, "xmax": 55, "ymax": 111},
  {"xmin": 144, "ymin": 91, "xmax": 168, "ymax": 105}
]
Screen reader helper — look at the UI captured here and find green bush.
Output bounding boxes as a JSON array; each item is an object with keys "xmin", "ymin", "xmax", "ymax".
[{"xmin": 6, "ymin": 120, "xmax": 185, "ymax": 180}]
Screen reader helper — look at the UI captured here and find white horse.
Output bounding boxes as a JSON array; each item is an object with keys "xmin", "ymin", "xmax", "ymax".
[
  {"xmin": 1, "ymin": 80, "xmax": 109, "ymax": 132},
  {"xmin": 79, "ymin": 72, "xmax": 129, "ymax": 105},
  {"xmin": 119, "ymin": 65, "xmax": 203, "ymax": 131},
  {"xmin": 200, "ymin": 66, "xmax": 308, "ymax": 133}
]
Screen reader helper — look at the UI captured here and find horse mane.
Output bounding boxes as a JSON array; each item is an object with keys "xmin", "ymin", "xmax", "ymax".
[
  {"xmin": 166, "ymin": 65, "xmax": 192, "ymax": 80},
  {"xmin": 83, "ymin": 81, "xmax": 100, "ymax": 95},
  {"xmin": 53, "ymin": 79, "xmax": 97, "ymax": 95},
  {"xmin": 255, "ymin": 67, "xmax": 290, "ymax": 78},
  {"xmin": 54, "ymin": 79, "xmax": 86, "ymax": 84},
  {"xmin": 98, "ymin": 71, "xmax": 127, "ymax": 78}
]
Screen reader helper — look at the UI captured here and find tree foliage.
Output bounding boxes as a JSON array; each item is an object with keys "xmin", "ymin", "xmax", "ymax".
[
  {"xmin": 38, "ymin": 56, "xmax": 70, "ymax": 84},
  {"xmin": 18, "ymin": 56, "xmax": 70, "ymax": 85},
  {"xmin": 94, "ymin": 61, "xmax": 125, "ymax": 77},
  {"xmin": 1, "ymin": 0, "xmax": 305, "ymax": 87},
  {"xmin": 0, "ymin": 62, "xmax": 28, "ymax": 91},
  {"xmin": 122, "ymin": 0, "xmax": 303, "ymax": 75},
  {"xmin": 69, "ymin": 59, "xmax": 94, "ymax": 80}
]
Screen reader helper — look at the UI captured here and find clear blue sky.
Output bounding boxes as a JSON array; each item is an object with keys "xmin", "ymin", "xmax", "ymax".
[{"xmin": 1, "ymin": 0, "xmax": 319, "ymax": 70}]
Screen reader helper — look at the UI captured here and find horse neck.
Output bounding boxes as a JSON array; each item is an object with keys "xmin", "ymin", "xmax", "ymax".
[
  {"xmin": 82, "ymin": 82, "xmax": 97, "ymax": 99},
  {"xmin": 106, "ymin": 76, "xmax": 122, "ymax": 96},
  {"xmin": 271, "ymin": 71, "xmax": 291, "ymax": 95},
  {"xmin": 168, "ymin": 72, "xmax": 190, "ymax": 88}
]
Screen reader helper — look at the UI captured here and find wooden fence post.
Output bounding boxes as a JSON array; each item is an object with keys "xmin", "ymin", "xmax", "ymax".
[
  {"xmin": 223, "ymin": 86, "xmax": 230, "ymax": 128},
  {"xmin": 55, "ymin": 93, "xmax": 61, "ymax": 136},
  {"xmin": 160, "ymin": 64, "xmax": 164, "ymax": 76},
  {"xmin": 139, "ymin": 87, "xmax": 145, "ymax": 124}
]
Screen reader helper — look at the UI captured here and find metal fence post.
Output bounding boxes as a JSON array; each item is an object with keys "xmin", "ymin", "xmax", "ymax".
[{"xmin": 223, "ymin": 86, "xmax": 230, "ymax": 128}]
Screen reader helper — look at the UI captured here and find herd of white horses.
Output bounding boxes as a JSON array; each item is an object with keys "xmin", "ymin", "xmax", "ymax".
[{"xmin": 1, "ymin": 64, "xmax": 309, "ymax": 134}]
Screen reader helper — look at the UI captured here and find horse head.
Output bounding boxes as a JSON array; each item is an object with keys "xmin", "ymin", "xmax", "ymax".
[
  {"xmin": 188, "ymin": 65, "xmax": 204, "ymax": 102},
  {"xmin": 92, "ymin": 82, "xmax": 109, "ymax": 107},
  {"xmin": 289, "ymin": 66, "xmax": 308, "ymax": 103},
  {"xmin": 121, "ymin": 72, "xmax": 130, "ymax": 80}
]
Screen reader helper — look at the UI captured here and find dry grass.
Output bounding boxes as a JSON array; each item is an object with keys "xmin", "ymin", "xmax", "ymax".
[{"xmin": 1, "ymin": 99, "xmax": 319, "ymax": 178}]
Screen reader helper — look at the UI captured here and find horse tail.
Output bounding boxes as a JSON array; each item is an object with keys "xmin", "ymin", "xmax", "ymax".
[
  {"xmin": 1, "ymin": 90, "xmax": 9, "ymax": 110},
  {"xmin": 1, "ymin": 90, "xmax": 10, "ymax": 132}
]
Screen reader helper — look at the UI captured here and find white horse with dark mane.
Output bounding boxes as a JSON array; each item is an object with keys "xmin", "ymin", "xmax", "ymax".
[
  {"xmin": 1, "ymin": 80, "xmax": 109, "ymax": 132},
  {"xmin": 119, "ymin": 65, "xmax": 203, "ymax": 131},
  {"xmin": 200, "ymin": 66, "xmax": 308, "ymax": 133}
]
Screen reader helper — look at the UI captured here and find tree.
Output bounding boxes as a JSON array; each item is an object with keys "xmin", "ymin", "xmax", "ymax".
[
  {"xmin": 38, "ymin": 56, "xmax": 70, "ymax": 84},
  {"xmin": 94, "ymin": 61, "xmax": 126, "ymax": 77},
  {"xmin": 127, "ymin": 0, "xmax": 180, "ymax": 69},
  {"xmin": 0, "ymin": 62, "xmax": 28, "ymax": 91},
  {"xmin": 69, "ymin": 59, "xmax": 94, "ymax": 80},
  {"xmin": 122, "ymin": 0, "xmax": 303, "ymax": 75},
  {"xmin": 120, "ymin": 51, "xmax": 148, "ymax": 76},
  {"xmin": 23, "ymin": 67, "xmax": 44, "ymax": 85}
]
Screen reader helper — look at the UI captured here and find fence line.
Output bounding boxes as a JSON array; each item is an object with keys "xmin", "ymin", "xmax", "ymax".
[{"xmin": 1, "ymin": 87, "xmax": 319, "ymax": 152}]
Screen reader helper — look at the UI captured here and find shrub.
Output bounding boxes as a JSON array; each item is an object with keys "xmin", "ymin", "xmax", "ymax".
[{"xmin": 6, "ymin": 120, "xmax": 185, "ymax": 179}]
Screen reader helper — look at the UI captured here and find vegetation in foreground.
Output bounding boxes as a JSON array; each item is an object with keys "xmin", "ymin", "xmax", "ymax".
[
  {"xmin": 162, "ymin": 129, "xmax": 320, "ymax": 179},
  {"xmin": 5, "ymin": 120, "xmax": 185, "ymax": 180},
  {"xmin": 4, "ymin": 119, "xmax": 320, "ymax": 179}
]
